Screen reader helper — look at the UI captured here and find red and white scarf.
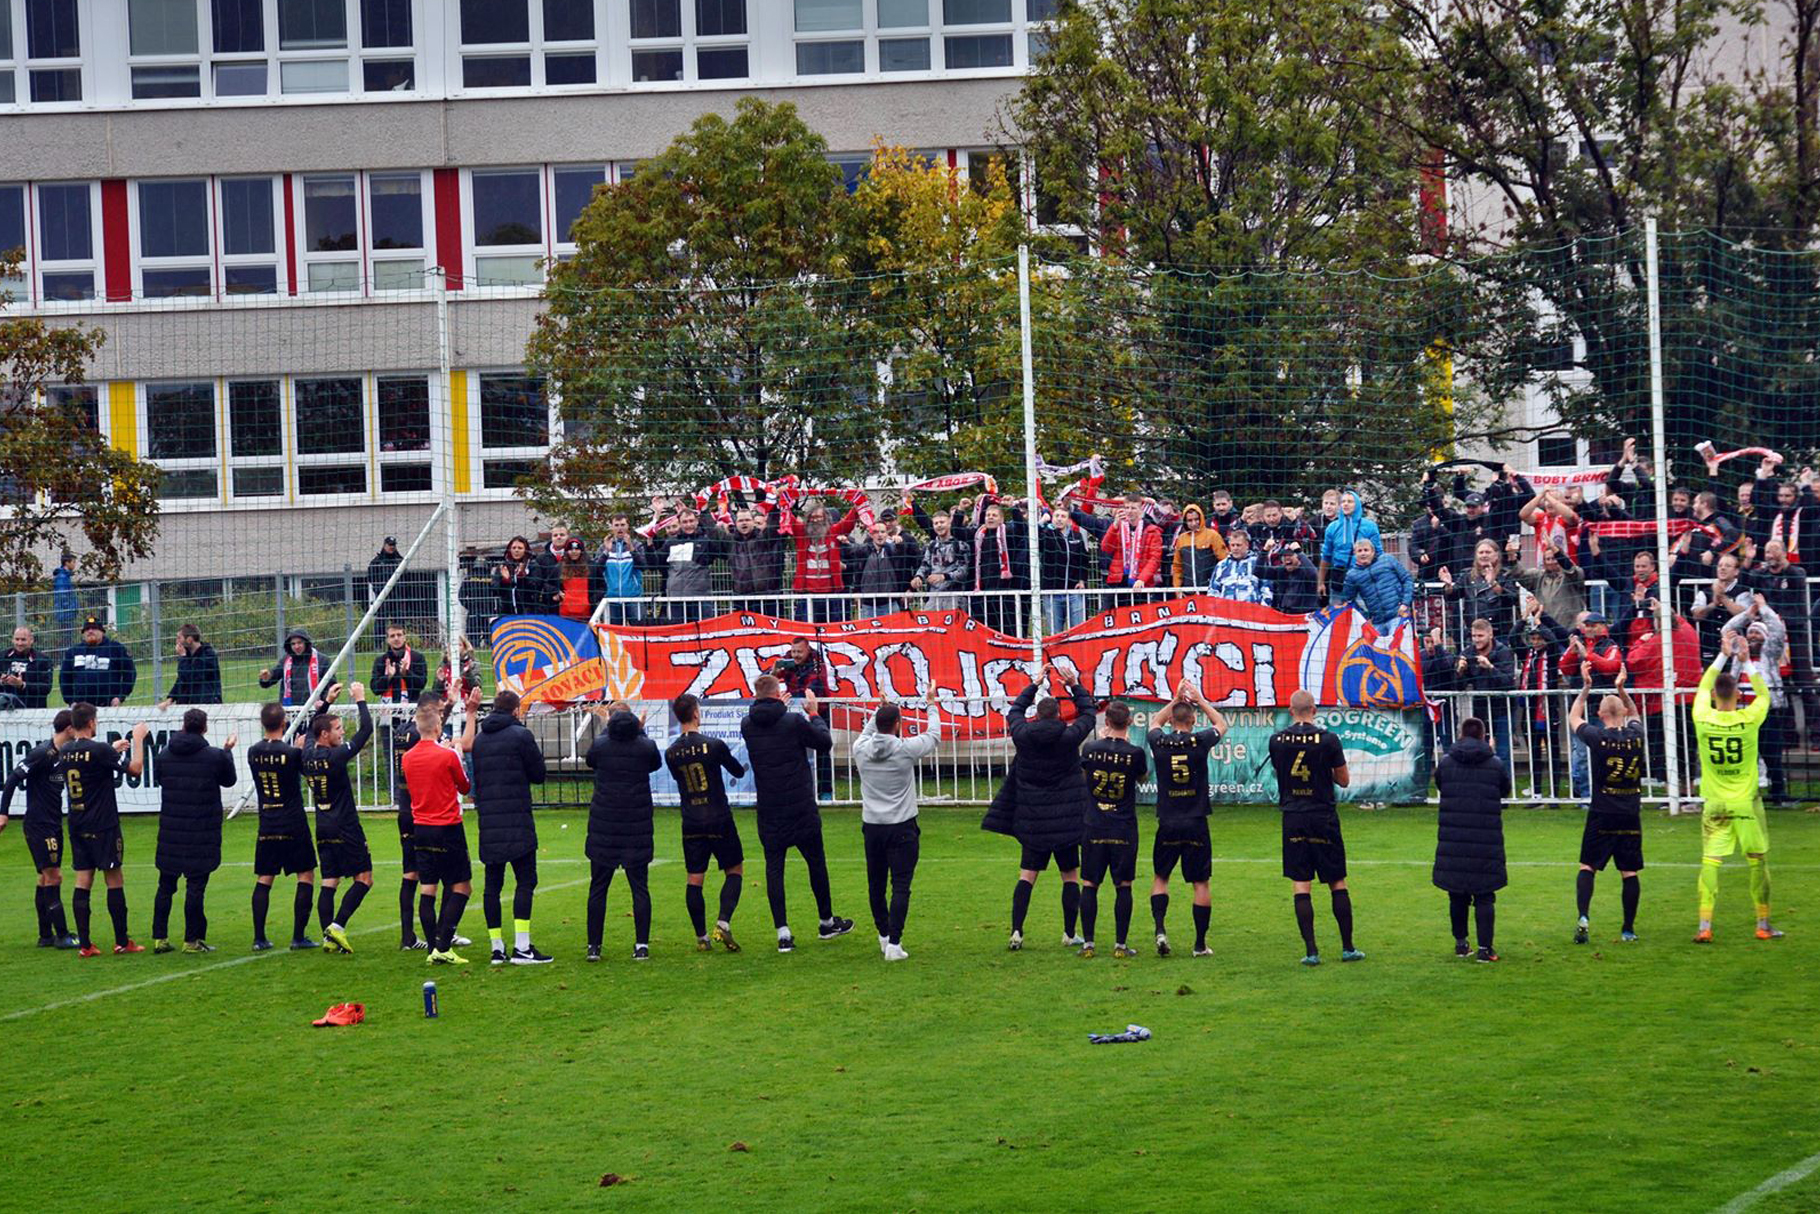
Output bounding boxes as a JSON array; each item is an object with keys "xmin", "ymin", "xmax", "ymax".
[
  {"xmin": 1112, "ymin": 518, "xmax": 1145, "ymax": 582},
  {"xmin": 974, "ymin": 524, "xmax": 1012, "ymax": 588},
  {"xmin": 280, "ymin": 649, "xmax": 320, "ymax": 706},
  {"xmin": 1770, "ymin": 509, "xmax": 1804, "ymax": 562},
  {"xmin": 1695, "ymin": 440, "xmax": 1782, "ymax": 469}
]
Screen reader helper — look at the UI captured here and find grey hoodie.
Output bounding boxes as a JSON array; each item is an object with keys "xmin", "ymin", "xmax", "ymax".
[{"xmin": 853, "ymin": 711, "xmax": 942, "ymax": 824}]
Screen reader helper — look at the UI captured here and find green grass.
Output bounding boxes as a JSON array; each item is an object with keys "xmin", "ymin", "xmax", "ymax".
[{"xmin": 2, "ymin": 805, "xmax": 1818, "ymax": 1211}]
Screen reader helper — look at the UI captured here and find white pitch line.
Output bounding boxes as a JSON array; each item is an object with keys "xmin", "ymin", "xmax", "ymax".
[
  {"xmin": 0, "ymin": 870, "xmax": 611, "ymax": 1024},
  {"xmin": 1715, "ymin": 1149, "xmax": 1820, "ymax": 1213}
]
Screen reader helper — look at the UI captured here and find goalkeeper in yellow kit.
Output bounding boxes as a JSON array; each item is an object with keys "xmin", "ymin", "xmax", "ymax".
[{"xmin": 1690, "ymin": 630, "xmax": 1783, "ymax": 943}]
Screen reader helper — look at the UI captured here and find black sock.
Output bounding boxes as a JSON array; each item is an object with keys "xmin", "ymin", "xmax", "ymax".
[
  {"xmin": 317, "ymin": 885, "xmax": 335, "ymax": 931},
  {"xmin": 418, "ymin": 893, "xmax": 437, "ymax": 944},
  {"xmin": 1449, "ymin": 891, "xmax": 1469, "ymax": 942},
  {"xmin": 1294, "ymin": 892, "xmax": 1317, "ymax": 954},
  {"xmin": 1192, "ymin": 902, "xmax": 1211, "ymax": 951},
  {"xmin": 73, "ymin": 886, "xmax": 92, "ymax": 947},
  {"xmin": 686, "ymin": 884, "xmax": 707, "ymax": 938},
  {"xmin": 1475, "ymin": 892, "xmax": 1496, "ymax": 951},
  {"xmin": 335, "ymin": 880, "xmax": 369, "ymax": 927},
  {"xmin": 48, "ymin": 888, "xmax": 67, "ymax": 939},
  {"xmin": 436, "ymin": 890, "xmax": 470, "ymax": 951},
  {"xmin": 1151, "ymin": 892, "xmax": 1169, "ymax": 936},
  {"xmin": 106, "ymin": 886, "xmax": 129, "ymax": 947},
  {"xmin": 717, "ymin": 873, "xmax": 741, "ymax": 925},
  {"xmin": 1330, "ymin": 889, "xmax": 1354, "ymax": 952},
  {"xmin": 1061, "ymin": 881, "xmax": 1081, "ymax": 938},
  {"xmin": 1114, "ymin": 885, "xmax": 1133, "ymax": 947},
  {"xmin": 1621, "ymin": 875, "xmax": 1640, "ymax": 932},
  {"xmin": 1079, "ymin": 884, "xmax": 1099, "ymax": 942},
  {"xmin": 1576, "ymin": 869, "xmax": 1595, "ymax": 919},
  {"xmin": 251, "ymin": 883, "xmax": 271, "ymax": 940},
  {"xmin": 399, "ymin": 878, "xmax": 418, "ymax": 943},
  {"xmin": 292, "ymin": 883, "xmax": 314, "ymax": 942},
  {"xmin": 33, "ymin": 886, "xmax": 50, "ymax": 939},
  {"xmin": 1010, "ymin": 878, "xmax": 1034, "ymax": 933}
]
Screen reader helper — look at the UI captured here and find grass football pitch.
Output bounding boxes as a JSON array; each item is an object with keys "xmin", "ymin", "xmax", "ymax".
[{"xmin": 2, "ymin": 805, "xmax": 1818, "ymax": 1212}]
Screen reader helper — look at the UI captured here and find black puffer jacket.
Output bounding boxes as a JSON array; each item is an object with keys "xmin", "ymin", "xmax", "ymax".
[
  {"xmin": 990, "ymin": 681, "xmax": 1094, "ymax": 849},
  {"xmin": 154, "ymin": 730, "xmax": 236, "ymax": 876},
  {"xmin": 1432, "ymin": 736, "xmax": 1511, "ymax": 895},
  {"xmin": 471, "ymin": 711, "xmax": 546, "ymax": 864},
  {"xmin": 740, "ymin": 696, "xmax": 832, "ymax": 843},
  {"xmin": 584, "ymin": 712, "xmax": 661, "ymax": 865}
]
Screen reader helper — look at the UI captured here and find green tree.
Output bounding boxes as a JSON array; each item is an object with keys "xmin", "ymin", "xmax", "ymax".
[
  {"xmin": 1387, "ymin": 0, "xmax": 1820, "ymax": 467},
  {"xmin": 0, "ymin": 255, "xmax": 161, "ymax": 591},
  {"xmin": 1008, "ymin": 0, "xmax": 1485, "ymax": 514},
  {"xmin": 525, "ymin": 99, "xmax": 881, "ymax": 532}
]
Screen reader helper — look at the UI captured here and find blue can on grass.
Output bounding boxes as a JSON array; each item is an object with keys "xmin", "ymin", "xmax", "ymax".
[{"xmin": 423, "ymin": 980, "xmax": 438, "ymax": 1018}]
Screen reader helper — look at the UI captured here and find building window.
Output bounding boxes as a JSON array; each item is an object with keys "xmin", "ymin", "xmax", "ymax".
[
  {"xmin": 128, "ymin": 0, "xmax": 202, "ymax": 97},
  {"xmin": 552, "ymin": 164, "xmax": 606, "ymax": 246},
  {"xmin": 0, "ymin": 5, "xmax": 13, "ymax": 104},
  {"xmin": 944, "ymin": 32, "xmax": 1012, "ymax": 67},
  {"xmin": 478, "ymin": 372, "xmax": 548, "ymax": 489},
  {"xmin": 367, "ymin": 171, "xmax": 425, "ymax": 290},
  {"xmin": 795, "ymin": 0, "xmax": 862, "ymax": 74},
  {"xmin": 145, "ymin": 380, "xmax": 220, "ymax": 500},
  {"xmin": 48, "ymin": 383, "xmax": 99, "ymax": 431},
  {"xmin": 300, "ymin": 174, "xmax": 359, "ymax": 291},
  {"xmin": 277, "ymin": 0, "xmax": 349, "ymax": 92},
  {"xmin": 219, "ymin": 176, "xmax": 281, "ymax": 294},
  {"xmin": 25, "ymin": 0, "xmax": 81, "ymax": 101},
  {"xmin": 295, "ymin": 376, "xmax": 364, "ymax": 454},
  {"xmin": 878, "ymin": 37, "xmax": 928, "ymax": 70},
  {"xmin": 36, "ymin": 181, "xmax": 96, "ymax": 301},
  {"xmin": 459, "ymin": 0, "xmax": 597, "ymax": 89},
  {"xmin": 0, "ymin": 185, "xmax": 26, "ymax": 294},
  {"xmin": 1536, "ymin": 433, "xmax": 1579, "ymax": 468},
  {"xmin": 135, "ymin": 179, "xmax": 213, "ymax": 297},
  {"xmin": 227, "ymin": 378, "xmax": 284, "ymax": 497},
  {"xmin": 469, "ymin": 168, "xmax": 543, "ymax": 284},
  {"xmin": 377, "ymin": 373, "xmax": 432, "ymax": 491}
]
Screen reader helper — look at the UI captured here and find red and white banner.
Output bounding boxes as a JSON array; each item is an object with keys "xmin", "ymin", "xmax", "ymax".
[{"xmin": 585, "ymin": 598, "xmax": 1423, "ymax": 737}]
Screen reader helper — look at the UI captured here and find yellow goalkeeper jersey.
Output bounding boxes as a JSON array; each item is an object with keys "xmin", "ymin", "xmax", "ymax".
[{"xmin": 1692, "ymin": 660, "xmax": 1769, "ymax": 805}]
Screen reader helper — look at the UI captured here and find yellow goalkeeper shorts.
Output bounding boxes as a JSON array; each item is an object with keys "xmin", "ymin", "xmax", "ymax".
[{"xmin": 1701, "ymin": 796, "xmax": 1769, "ymax": 858}]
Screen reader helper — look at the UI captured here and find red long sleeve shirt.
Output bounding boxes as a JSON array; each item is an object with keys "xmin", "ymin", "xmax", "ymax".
[{"xmin": 401, "ymin": 740, "xmax": 469, "ymax": 826}]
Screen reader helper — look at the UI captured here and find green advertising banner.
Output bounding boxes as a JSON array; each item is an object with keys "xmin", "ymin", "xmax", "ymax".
[{"xmin": 1118, "ymin": 702, "xmax": 1431, "ymax": 806}]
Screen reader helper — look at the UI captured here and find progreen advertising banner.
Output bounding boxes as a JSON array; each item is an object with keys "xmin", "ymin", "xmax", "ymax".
[{"xmin": 1119, "ymin": 701, "xmax": 1430, "ymax": 805}]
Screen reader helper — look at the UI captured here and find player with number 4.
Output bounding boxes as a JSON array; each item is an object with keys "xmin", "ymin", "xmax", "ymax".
[
  {"xmin": 1691, "ymin": 630, "xmax": 1783, "ymax": 943},
  {"xmin": 1567, "ymin": 660, "xmax": 1645, "ymax": 944}
]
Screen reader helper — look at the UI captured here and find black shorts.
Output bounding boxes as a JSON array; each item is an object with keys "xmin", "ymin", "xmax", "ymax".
[
  {"xmin": 1081, "ymin": 832, "xmax": 1138, "ymax": 885},
  {"xmin": 253, "ymin": 832, "xmax": 316, "ymax": 877},
  {"xmin": 397, "ymin": 814, "xmax": 418, "ymax": 875},
  {"xmin": 413, "ymin": 823, "xmax": 472, "ymax": 887},
  {"xmin": 1153, "ymin": 820, "xmax": 1213, "ymax": 884},
  {"xmin": 1579, "ymin": 813, "xmax": 1645, "ymax": 872},
  {"xmin": 69, "ymin": 828, "xmax": 123, "ymax": 873},
  {"xmin": 1019, "ymin": 842, "xmax": 1081, "ymax": 874},
  {"xmin": 682, "ymin": 823, "xmax": 745, "ymax": 874},
  {"xmin": 1282, "ymin": 813, "xmax": 1347, "ymax": 884},
  {"xmin": 316, "ymin": 826, "xmax": 374, "ymax": 880},
  {"xmin": 24, "ymin": 826, "xmax": 63, "ymax": 873}
]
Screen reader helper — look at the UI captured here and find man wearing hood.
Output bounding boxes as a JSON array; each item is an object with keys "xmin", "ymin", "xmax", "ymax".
[
  {"xmin": 259, "ymin": 630, "xmax": 322, "ymax": 709},
  {"xmin": 159, "ymin": 624, "xmax": 221, "ymax": 708},
  {"xmin": 584, "ymin": 702, "xmax": 664, "ymax": 961},
  {"xmin": 987, "ymin": 665, "xmax": 1095, "ymax": 952},
  {"xmin": 471, "ymin": 689, "xmax": 550, "ymax": 964},
  {"xmin": 742, "ymin": 677, "xmax": 853, "ymax": 952},
  {"xmin": 1432, "ymin": 716, "xmax": 1511, "ymax": 962},
  {"xmin": 1568, "ymin": 668, "xmax": 1646, "ymax": 945},
  {"xmin": 853, "ymin": 699, "xmax": 941, "ymax": 960},
  {"xmin": 1318, "ymin": 490, "xmax": 1382, "ymax": 604},
  {"xmin": 150, "ymin": 709, "xmax": 237, "ymax": 954},
  {"xmin": 1170, "ymin": 504, "xmax": 1227, "ymax": 589},
  {"xmin": 59, "ymin": 616, "xmax": 136, "ymax": 708},
  {"xmin": 0, "ymin": 625, "xmax": 52, "ymax": 709},
  {"xmin": 907, "ymin": 501, "xmax": 973, "ymax": 613}
]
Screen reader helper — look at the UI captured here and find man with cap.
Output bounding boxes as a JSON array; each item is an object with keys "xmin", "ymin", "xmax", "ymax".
[
  {"xmin": 1423, "ymin": 469, "xmax": 1500, "ymax": 575},
  {"xmin": 368, "ymin": 535, "xmax": 403, "ymax": 624},
  {"xmin": 59, "ymin": 616, "xmax": 136, "ymax": 708}
]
